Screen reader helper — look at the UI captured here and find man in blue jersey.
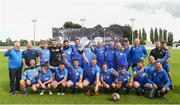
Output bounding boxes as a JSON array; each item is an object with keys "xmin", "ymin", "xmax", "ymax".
[
  {"xmin": 123, "ymin": 38, "xmax": 131, "ymax": 69},
  {"xmin": 4, "ymin": 42, "xmax": 22, "ymax": 95},
  {"xmin": 50, "ymin": 62, "xmax": 68, "ymax": 95},
  {"xmin": 133, "ymin": 60, "xmax": 151, "ymax": 95},
  {"xmin": 105, "ymin": 41, "xmax": 116, "ymax": 69},
  {"xmin": 147, "ymin": 61, "xmax": 170, "ymax": 98},
  {"xmin": 36, "ymin": 64, "xmax": 53, "ymax": 95},
  {"xmin": 115, "ymin": 42, "xmax": 129, "ymax": 70},
  {"xmin": 38, "ymin": 41, "xmax": 50, "ymax": 65},
  {"xmin": 145, "ymin": 56, "xmax": 156, "ymax": 75},
  {"xmin": 71, "ymin": 38, "xmax": 83, "ymax": 67},
  {"xmin": 100, "ymin": 63, "xmax": 118, "ymax": 93},
  {"xmin": 20, "ymin": 59, "xmax": 40, "ymax": 97},
  {"xmin": 63, "ymin": 56, "xmax": 83, "ymax": 93},
  {"xmin": 92, "ymin": 40, "xmax": 106, "ymax": 68},
  {"xmin": 62, "ymin": 40, "xmax": 72, "ymax": 65},
  {"xmin": 128, "ymin": 38, "xmax": 147, "ymax": 69},
  {"xmin": 115, "ymin": 66, "xmax": 133, "ymax": 93},
  {"xmin": 22, "ymin": 42, "xmax": 40, "ymax": 68},
  {"xmin": 83, "ymin": 45, "xmax": 95, "ymax": 70},
  {"xmin": 161, "ymin": 41, "xmax": 173, "ymax": 89},
  {"xmin": 82, "ymin": 52, "xmax": 101, "ymax": 95}
]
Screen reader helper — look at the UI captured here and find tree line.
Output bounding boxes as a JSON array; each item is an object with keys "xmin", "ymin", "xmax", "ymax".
[{"xmin": 0, "ymin": 22, "xmax": 174, "ymax": 46}]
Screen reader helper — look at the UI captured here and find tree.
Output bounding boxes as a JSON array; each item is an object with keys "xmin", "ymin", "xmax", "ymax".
[
  {"xmin": 73, "ymin": 23, "xmax": 82, "ymax": 28},
  {"xmin": 5, "ymin": 38, "xmax": 13, "ymax": 46},
  {"xmin": 20, "ymin": 39, "xmax": 28, "ymax": 46},
  {"xmin": 63, "ymin": 21, "xmax": 74, "ymax": 28},
  {"xmin": 167, "ymin": 32, "xmax": 173, "ymax": 46},
  {"xmin": 163, "ymin": 29, "xmax": 167, "ymax": 42},
  {"xmin": 154, "ymin": 28, "xmax": 158, "ymax": 42},
  {"xmin": 94, "ymin": 24, "xmax": 102, "ymax": 29},
  {"xmin": 150, "ymin": 28, "xmax": 154, "ymax": 44},
  {"xmin": 138, "ymin": 29, "xmax": 142, "ymax": 39},
  {"xmin": 159, "ymin": 28, "xmax": 163, "ymax": 41},
  {"xmin": 142, "ymin": 28, "xmax": 147, "ymax": 40},
  {"xmin": 133, "ymin": 29, "xmax": 138, "ymax": 39},
  {"xmin": 122, "ymin": 24, "xmax": 132, "ymax": 44}
]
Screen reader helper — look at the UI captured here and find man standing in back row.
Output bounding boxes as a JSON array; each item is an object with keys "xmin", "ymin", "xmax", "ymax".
[
  {"xmin": 128, "ymin": 38, "xmax": 147, "ymax": 69},
  {"xmin": 48, "ymin": 40, "xmax": 62, "ymax": 67}
]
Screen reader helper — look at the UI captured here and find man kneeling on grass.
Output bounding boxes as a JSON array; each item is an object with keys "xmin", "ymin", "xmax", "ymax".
[
  {"xmin": 82, "ymin": 52, "xmax": 101, "ymax": 95},
  {"xmin": 114, "ymin": 65, "xmax": 133, "ymax": 93},
  {"xmin": 62, "ymin": 53, "xmax": 83, "ymax": 93},
  {"xmin": 100, "ymin": 62, "xmax": 118, "ymax": 93},
  {"xmin": 147, "ymin": 61, "xmax": 170, "ymax": 99},
  {"xmin": 49, "ymin": 62, "xmax": 68, "ymax": 95},
  {"xmin": 20, "ymin": 59, "xmax": 40, "ymax": 97},
  {"xmin": 36, "ymin": 64, "xmax": 53, "ymax": 95},
  {"xmin": 133, "ymin": 59, "xmax": 152, "ymax": 96}
]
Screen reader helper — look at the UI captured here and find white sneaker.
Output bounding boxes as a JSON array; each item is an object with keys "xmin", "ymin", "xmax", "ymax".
[
  {"xmin": 61, "ymin": 93, "xmax": 65, "ymax": 95},
  {"xmin": 49, "ymin": 91, "xmax": 53, "ymax": 95},
  {"xmin": 40, "ymin": 91, "xmax": 44, "ymax": 96},
  {"xmin": 57, "ymin": 92, "xmax": 61, "ymax": 95}
]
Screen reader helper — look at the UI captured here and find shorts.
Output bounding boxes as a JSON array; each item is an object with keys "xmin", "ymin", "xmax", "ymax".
[{"xmin": 84, "ymin": 77, "xmax": 96, "ymax": 85}]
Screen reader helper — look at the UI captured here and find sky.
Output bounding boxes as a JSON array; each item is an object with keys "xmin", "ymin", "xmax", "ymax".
[{"xmin": 0, "ymin": 0, "xmax": 180, "ymax": 41}]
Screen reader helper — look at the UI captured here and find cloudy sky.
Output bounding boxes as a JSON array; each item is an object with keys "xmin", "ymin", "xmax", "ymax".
[{"xmin": 0, "ymin": 0, "xmax": 180, "ymax": 41}]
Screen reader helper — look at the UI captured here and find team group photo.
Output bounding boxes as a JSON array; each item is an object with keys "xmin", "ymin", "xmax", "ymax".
[{"xmin": 0, "ymin": 0, "xmax": 180, "ymax": 104}]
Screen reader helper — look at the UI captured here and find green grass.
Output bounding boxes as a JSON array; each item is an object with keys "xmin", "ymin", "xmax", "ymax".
[{"xmin": 0, "ymin": 50, "xmax": 180, "ymax": 104}]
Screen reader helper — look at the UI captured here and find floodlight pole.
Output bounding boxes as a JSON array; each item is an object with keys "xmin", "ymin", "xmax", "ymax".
[
  {"xmin": 130, "ymin": 18, "xmax": 135, "ymax": 45},
  {"xmin": 32, "ymin": 19, "xmax": 37, "ymax": 47}
]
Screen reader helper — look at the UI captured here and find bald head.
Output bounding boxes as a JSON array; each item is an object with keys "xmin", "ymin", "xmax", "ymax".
[{"xmin": 134, "ymin": 38, "xmax": 140, "ymax": 46}]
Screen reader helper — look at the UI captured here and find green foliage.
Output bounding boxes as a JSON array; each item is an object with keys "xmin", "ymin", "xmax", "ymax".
[
  {"xmin": 138, "ymin": 29, "xmax": 142, "ymax": 39},
  {"xmin": 94, "ymin": 24, "xmax": 102, "ymax": 29},
  {"xmin": 133, "ymin": 29, "xmax": 138, "ymax": 39},
  {"xmin": 140, "ymin": 39, "xmax": 146, "ymax": 45},
  {"xmin": 154, "ymin": 27, "xmax": 158, "ymax": 42},
  {"xmin": 167, "ymin": 32, "xmax": 174, "ymax": 46},
  {"xmin": 142, "ymin": 28, "xmax": 147, "ymax": 40},
  {"xmin": 159, "ymin": 28, "xmax": 163, "ymax": 41},
  {"xmin": 122, "ymin": 24, "xmax": 132, "ymax": 44},
  {"xmin": 150, "ymin": 28, "xmax": 154, "ymax": 44},
  {"xmin": 163, "ymin": 29, "xmax": 167, "ymax": 42},
  {"xmin": 63, "ymin": 21, "xmax": 82, "ymax": 28}
]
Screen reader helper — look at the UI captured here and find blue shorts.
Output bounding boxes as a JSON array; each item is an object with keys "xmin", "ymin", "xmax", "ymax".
[
  {"xmin": 25, "ymin": 79, "xmax": 37, "ymax": 86},
  {"xmin": 163, "ymin": 63, "xmax": 170, "ymax": 73},
  {"xmin": 69, "ymin": 79, "xmax": 78, "ymax": 84},
  {"xmin": 84, "ymin": 78, "xmax": 96, "ymax": 85}
]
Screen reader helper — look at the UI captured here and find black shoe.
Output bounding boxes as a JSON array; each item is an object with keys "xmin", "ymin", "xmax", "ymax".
[
  {"xmin": 141, "ymin": 89, "xmax": 145, "ymax": 95},
  {"xmin": 136, "ymin": 90, "xmax": 140, "ymax": 96},
  {"xmin": 169, "ymin": 85, "xmax": 175, "ymax": 90},
  {"xmin": 158, "ymin": 91, "xmax": 165, "ymax": 98}
]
